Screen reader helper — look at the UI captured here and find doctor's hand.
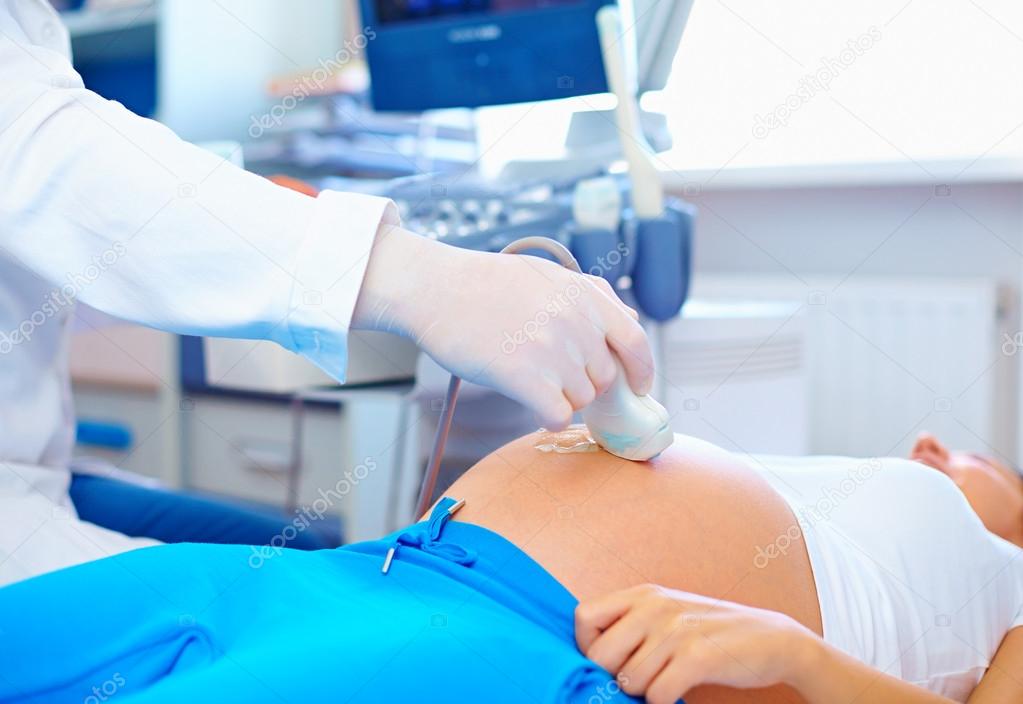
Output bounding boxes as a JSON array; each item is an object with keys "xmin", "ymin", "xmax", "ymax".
[
  {"xmin": 575, "ymin": 584, "xmax": 817, "ymax": 704},
  {"xmin": 353, "ymin": 226, "xmax": 653, "ymax": 428}
]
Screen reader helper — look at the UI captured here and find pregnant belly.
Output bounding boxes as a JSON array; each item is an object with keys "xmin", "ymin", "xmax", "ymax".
[{"xmin": 443, "ymin": 431, "xmax": 822, "ymax": 704}]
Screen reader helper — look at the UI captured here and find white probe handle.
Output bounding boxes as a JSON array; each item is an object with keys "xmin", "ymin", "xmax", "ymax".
[{"xmin": 581, "ymin": 356, "xmax": 673, "ymax": 461}]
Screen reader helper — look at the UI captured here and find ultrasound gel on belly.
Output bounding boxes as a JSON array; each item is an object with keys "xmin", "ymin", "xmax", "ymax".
[{"xmin": 533, "ymin": 424, "xmax": 600, "ymax": 454}]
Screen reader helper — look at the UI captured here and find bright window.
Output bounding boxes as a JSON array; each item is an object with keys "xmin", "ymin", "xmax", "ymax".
[{"xmin": 644, "ymin": 0, "xmax": 1023, "ymax": 170}]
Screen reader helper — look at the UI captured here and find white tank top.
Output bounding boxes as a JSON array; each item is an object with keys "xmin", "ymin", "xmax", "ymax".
[{"xmin": 748, "ymin": 454, "xmax": 1023, "ymax": 701}]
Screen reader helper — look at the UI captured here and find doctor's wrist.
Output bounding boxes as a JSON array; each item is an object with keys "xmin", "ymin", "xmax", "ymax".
[
  {"xmin": 352, "ymin": 223, "xmax": 415, "ymax": 334},
  {"xmin": 352, "ymin": 223, "xmax": 441, "ymax": 337}
]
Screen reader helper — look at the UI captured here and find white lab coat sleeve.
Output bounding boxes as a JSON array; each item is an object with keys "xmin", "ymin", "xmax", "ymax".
[{"xmin": 0, "ymin": 31, "xmax": 398, "ymax": 382}]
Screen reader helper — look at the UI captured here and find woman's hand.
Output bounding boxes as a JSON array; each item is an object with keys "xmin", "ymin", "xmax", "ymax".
[
  {"xmin": 354, "ymin": 225, "xmax": 653, "ymax": 429},
  {"xmin": 575, "ymin": 584, "xmax": 818, "ymax": 704}
]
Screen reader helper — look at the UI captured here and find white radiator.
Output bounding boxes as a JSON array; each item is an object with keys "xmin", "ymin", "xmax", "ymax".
[
  {"xmin": 687, "ymin": 276, "xmax": 1010, "ymax": 459},
  {"xmin": 657, "ymin": 301, "xmax": 808, "ymax": 455}
]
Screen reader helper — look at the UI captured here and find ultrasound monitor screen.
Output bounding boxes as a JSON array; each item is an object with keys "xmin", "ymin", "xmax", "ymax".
[{"xmin": 374, "ymin": 0, "xmax": 582, "ymax": 25}]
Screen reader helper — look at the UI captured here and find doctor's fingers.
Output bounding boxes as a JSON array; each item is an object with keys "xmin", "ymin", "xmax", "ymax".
[
  {"xmin": 573, "ymin": 278, "xmax": 652, "ymax": 395},
  {"xmin": 498, "ymin": 336, "xmax": 591, "ymax": 428},
  {"xmin": 509, "ymin": 374, "xmax": 574, "ymax": 430},
  {"xmin": 584, "ymin": 274, "xmax": 638, "ymax": 320},
  {"xmin": 561, "ymin": 363, "xmax": 598, "ymax": 412},
  {"xmin": 586, "ymin": 345, "xmax": 618, "ymax": 397},
  {"xmin": 603, "ymin": 310, "xmax": 654, "ymax": 396},
  {"xmin": 558, "ymin": 326, "xmax": 612, "ymax": 409}
]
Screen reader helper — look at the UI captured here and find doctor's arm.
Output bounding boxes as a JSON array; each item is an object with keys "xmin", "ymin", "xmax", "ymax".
[
  {"xmin": 0, "ymin": 31, "xmax": 652, "ymax": 426},
  {"xmin": 0, "ymin": 29, "xmax": 391, "ymax": 382}
]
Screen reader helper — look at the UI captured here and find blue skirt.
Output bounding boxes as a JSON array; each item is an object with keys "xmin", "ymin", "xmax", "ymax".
[{"xmin": 0, "ymin": 498, "xmax": 638, "ymax": 704}]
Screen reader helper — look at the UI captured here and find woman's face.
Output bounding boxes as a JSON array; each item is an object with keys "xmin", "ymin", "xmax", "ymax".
[{"xmin": 910, "ymin": 433, "xmax": 1023, "ymax": 547}]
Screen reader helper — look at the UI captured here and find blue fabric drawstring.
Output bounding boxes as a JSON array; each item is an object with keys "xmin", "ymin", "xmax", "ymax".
[{"xmin": 382, "ymin": 497, "xmax": 476, "ymax": 574}]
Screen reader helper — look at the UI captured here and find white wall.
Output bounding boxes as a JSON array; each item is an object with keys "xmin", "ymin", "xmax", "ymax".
[
  {"xmin": 158, "ymin": 0, "xmax": 348, "ymax": 142},
  {"xmin": 668, "ymin": 175, "xmax": 1023, "ymax": 461}
]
